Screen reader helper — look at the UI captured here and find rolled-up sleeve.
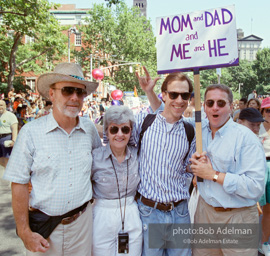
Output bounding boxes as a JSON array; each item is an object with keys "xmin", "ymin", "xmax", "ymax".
[
  {"xmin": 223, "ymin": 143, "xmax": 266, "ymax": 201},
  {"xmin": 3, "ymin": 125, "xmax": 34, "ymax": 184}
]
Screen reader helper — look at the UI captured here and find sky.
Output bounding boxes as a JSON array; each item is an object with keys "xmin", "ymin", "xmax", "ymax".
[{"xmin": 50, "ymin": 0, "xmax": 270, "ymax": 48}]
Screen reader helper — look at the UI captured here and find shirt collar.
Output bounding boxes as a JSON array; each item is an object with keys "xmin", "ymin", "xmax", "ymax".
[
  {"xmin": 206, "ymin": 117, "xmax": 233, "ymax": 136},
  {"xmin": 45, "ymin": 112, "xmax": 87, "ymax": 134},
  {"xmin": 156, "ymin": 110, "xmax": 184, "ymax": 125},
  {"xmin": 104, "ymin": 143, "xmax": 132, "ymax": 161}
]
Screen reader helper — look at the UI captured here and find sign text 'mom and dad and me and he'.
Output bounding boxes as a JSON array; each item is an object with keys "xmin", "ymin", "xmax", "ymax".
[{"xmin": 156, "ymin": 5, "xmax": 239, "ymax": 74}]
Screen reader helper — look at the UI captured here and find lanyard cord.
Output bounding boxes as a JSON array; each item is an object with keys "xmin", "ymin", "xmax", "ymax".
[{"xmin": 110, "ymin": 155, "xmax": 129, "ymax": 231}]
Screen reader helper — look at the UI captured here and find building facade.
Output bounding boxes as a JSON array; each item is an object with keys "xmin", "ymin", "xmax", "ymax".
[
  {"xmin": 237, "ymin": 29, "xmax": 263, "ymax": 61},
  {"xmin": 133, "ymin": 0, "xmax": 147, "ymax": 17}
]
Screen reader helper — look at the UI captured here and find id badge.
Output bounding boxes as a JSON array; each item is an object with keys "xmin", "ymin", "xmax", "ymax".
[{"xmin": 118, "ymin": 232, "xmax": 129, "ymax": 254}]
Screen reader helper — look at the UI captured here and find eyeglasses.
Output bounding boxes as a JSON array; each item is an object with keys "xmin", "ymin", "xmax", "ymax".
[
  {"xmin": 165, "ymin": 91, "xmax": 191, "ymax": 100},
  {"xmin": 109, "ymin": 126, "xmax": 131, "ymax": 135},
  {"xmin": 205, "ymin": 99, "xmax": 229, "ymax": 108},
  {"xmin": 52, "ymin": 87, "xmax": 87, "ymax": 97},
  {"xmin": 265, "ymin": 108, "xmax": 270, "ymax": 113}
]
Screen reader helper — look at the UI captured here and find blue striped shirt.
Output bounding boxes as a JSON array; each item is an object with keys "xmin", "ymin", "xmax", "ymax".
[
  {"xmin": 133, "ymin": 111, "xmax": 195, "ymax": 203},
  {"xmin": 3, "ymin": 113, "xmax": 101, "ymax": 215}
]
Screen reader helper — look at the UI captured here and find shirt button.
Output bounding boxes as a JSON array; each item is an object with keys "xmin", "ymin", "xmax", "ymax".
[
  {"xmin": 68, "ymin": 201, "xmax": 70, "ymax": 204},
  {"xmin": 69, "ymin": 184, "xmax": 72, "ymax": 187},
  {"xmin": 70, "ymin": 168, "xmax": 72, "ymax": 170},
  {"xmin": 69, "ymin": 151, "xmax": 72, "ymax": 154}
]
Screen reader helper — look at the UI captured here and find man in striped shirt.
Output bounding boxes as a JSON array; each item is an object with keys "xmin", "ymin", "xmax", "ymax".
[{"xmin": 134, "ymin": 67, "xmax": 195, "ymax": 256}]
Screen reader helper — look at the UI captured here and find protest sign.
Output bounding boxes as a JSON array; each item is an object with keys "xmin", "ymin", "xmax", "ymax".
[
  {"xmin": 156, "ymin": 5, "xmax": 238, "ymax": 74},
  {"xmin": 156, "ymin": 5, "xmax": 239, "ymax": 182}
]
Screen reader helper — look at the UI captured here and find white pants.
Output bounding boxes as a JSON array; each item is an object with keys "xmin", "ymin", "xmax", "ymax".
[
  {"xmin": 92, "ymin": 196, "xmax": 142, "ymax": 256},
  {"xmin": 26, "ymin": 203, "xmax": 92, "ymax": 256}
]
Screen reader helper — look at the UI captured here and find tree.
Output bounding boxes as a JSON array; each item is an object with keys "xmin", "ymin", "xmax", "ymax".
[
  {"xmin": 253, "ymin": 48, "xmax": 270, "ymax": 88},
  {"xmin": 224, "ymin": 60, "xmax": 258, "ymax": 98},
  {"xmin": 78, "ymin": 2, "xmax": 157, "ymax": 94},
  {"xmin": 0, "ymin": 0, "xmax": 66, "ymax": 91},
  {"xmin": 104, "ymin": 0, "xmax": 121, "ymax": 7}
]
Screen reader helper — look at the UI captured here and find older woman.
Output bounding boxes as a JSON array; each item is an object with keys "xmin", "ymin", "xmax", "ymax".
[
  {"xmin": 258, "ymin": 97, "xmax": 270, "ymax": 255},
  {"xmin": 91, "ymin": 106, "xmax": 142, "ymax": 256}
]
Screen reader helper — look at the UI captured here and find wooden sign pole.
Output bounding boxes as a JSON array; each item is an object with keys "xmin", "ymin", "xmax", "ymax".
[{"xmin": 194, "ymin": 69, "xmax": 203, "ymax": 182}]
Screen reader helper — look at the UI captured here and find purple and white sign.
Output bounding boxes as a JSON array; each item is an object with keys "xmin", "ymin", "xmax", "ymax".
[{"xmin": 156, "ymin": 5, "xmax": 238, "ymax": 74}]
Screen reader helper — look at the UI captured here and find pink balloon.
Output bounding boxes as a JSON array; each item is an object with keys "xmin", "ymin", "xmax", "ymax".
[
  {"xmin": 92, "ymin": 69, "xmax": 104, "ymax": 80},
  {"xmin": 111, "ymin": 90, "xmax": 123, "ymax": 100}
]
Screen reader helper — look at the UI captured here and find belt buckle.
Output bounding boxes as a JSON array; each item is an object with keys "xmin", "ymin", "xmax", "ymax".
[
  {"xmin": 62, "ymin": 216, "xmax": 71, "ymax": 223},
  {"xmin": 165, "ymin": 202, "xmax": 173, "ymax": 212}
]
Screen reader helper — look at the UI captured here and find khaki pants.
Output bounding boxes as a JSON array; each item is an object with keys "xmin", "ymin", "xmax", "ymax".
[
  {"xmin": 26, "ymin": 203, "xmax": 92, "ymax": 256},
  {"xmin": 192, "ymin": 196, "xmax": 258, "ymax": 256}
]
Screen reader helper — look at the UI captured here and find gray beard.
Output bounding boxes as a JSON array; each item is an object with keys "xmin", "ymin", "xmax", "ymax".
[{"xmin": 55, "ymin": 103, "xmax": 80, "ymax": 118}]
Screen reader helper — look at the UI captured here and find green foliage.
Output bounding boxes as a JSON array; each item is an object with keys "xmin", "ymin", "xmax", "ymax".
[
  {"xmin": 0, "ymin": 76, "xmax": 29, "ymax": 94},
  {"xmin": 0, "ymin": 0, "xmax": 66, "ymax": 90},
  {"xmin": 78, "ymin": 2, "xmax": 156, "ymax": 94},
  {"xmin": 253, "ymin": 48, "xmax": 270, "ymax": 86},
  {"xmin": 104, "ymin": 0, "xmax": 122, "ymax": 7}
]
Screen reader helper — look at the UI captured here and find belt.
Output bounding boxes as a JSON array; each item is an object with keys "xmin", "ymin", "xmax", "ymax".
[
  {"xmin": 29, "ymin": 201, "xmax": 90, "ymax": 225},
  {"xmin": 0, "ymin": 133, "xmax": 11, "ymax": 139},
  {"xmin": 61, "ymin": 205, "xmax": 87, "ymax": 225},
  {"xmin": 213, "ymin": 207, "xmax": 236, "ymax": 212},
  {"xmin": 266, "ymin": 157, "xmax": 270, "ymax": 161},
  {"xmin": 136, "ymin": 192, "xmax": 185, "ymax": 212}
]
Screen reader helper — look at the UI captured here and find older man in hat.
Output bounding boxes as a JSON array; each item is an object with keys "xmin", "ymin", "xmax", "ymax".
[
  {"xmin": 238, "ymin": 107, "xmax": 265, "ymax": 134},
  {"xmin": 3, "ymin": 63, "xmax": 101, "ymax": 255}
]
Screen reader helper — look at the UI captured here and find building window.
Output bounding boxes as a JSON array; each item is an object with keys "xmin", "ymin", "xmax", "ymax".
[
  {"xmin": 75, "ymin": 33, "xmax": 81, "ymax": 46},
  {"xmin": 25, "ymin": 35, "xmax": 35, "ymax": 44},
  {"xmin": 26, "ymin": 78, "xmax": 36, "ymax": 90},
  {"xmin": 250, "ymin": 50, "xmax": 253, "ymax": 60}
]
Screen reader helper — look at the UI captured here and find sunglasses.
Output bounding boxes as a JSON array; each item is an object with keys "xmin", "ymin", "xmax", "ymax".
[
  {"xmin": 205, "ymin": 99, "xmax": 229, "ymax": 108},
  {"xmin": 165, "ymin": 91, "xmax": 191, "ymax": 100},
  {"xmin": 109, "ymin": 126, "xmax": 131, "ymax": 135},
  {"xmin": 52, "ymin": 87, "xmax": 87, "ymax": 97},
  {"xmin": 265, "ymin": 108, "xmax": 270, "ymax": 113}
]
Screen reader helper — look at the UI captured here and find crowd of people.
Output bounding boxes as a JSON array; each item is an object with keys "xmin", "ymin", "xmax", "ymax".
[{"xmin": 1, "ymin": 62, "xmax": 269, "ymax": 256}]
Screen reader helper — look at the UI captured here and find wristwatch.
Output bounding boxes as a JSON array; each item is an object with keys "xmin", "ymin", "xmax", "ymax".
[{"xmin": 213, "ymin": 171, "xmax": 220, "ymax": 182}]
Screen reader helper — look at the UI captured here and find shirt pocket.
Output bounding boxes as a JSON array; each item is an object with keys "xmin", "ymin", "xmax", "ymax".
[
  {"xmin": 210, "ymin": 153, "xmax": 236, "ymax": 174},
  {"xmin": 82, "ymin": 151, "xmax": 92, "ymax": 174},
  {"xmin": 128, "ymin": 172, "xmax": 140, "ymax": 193},
  {"xmin": 93, "ymin": 175, "xmax": 116, "ymax": 196},
  {"xmin": 33, "ymin": 153, "xmax": 59, "ymax": 180}
]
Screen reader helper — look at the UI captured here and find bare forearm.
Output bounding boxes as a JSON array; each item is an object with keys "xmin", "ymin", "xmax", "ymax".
[
  {"xmin": 145, "ymin": 91, "xmax": 161, "ymax": 112},
  {"xmin": 11, "ymin": 123, "xmax": 18, "ymax": 141},
  {"xmin": 11, "ymin": 183, "xmax": 50, "ymax": 252},
  {"xmin": 11, "ymin": 183, "xmax": 31, "ymax": 237}
]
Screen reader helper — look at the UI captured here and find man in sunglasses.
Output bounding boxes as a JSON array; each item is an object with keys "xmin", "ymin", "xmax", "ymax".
[
  {"xmin": 134, "ymin": 67, "xmax": 196, "ymax": 256},
  {"xmin": 144, "ymin": 81, "xmax": 266, "ymax": 255},
  {"xmin": 3, "ymin": 63, "xmax": 101, "ymax": 255},
  {"xmin": 188, "ymin": 85, "xmax": 265, "ymax": 256}
]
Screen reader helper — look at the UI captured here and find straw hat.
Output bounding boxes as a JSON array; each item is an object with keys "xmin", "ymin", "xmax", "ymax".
[{"xmin": 37, "ymin": 63, "xmax": 98, "ymax": 99}]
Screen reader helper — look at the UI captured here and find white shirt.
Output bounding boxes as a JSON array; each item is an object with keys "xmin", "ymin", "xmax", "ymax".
[{"xmin": 4, "ymin": 113, "xmax": 101, "ymax": 215}]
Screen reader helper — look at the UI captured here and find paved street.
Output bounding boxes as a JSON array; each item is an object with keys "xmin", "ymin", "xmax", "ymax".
[{"xmin": 0, "ymin": 166, "xmax": 25, "ymax": 256}]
